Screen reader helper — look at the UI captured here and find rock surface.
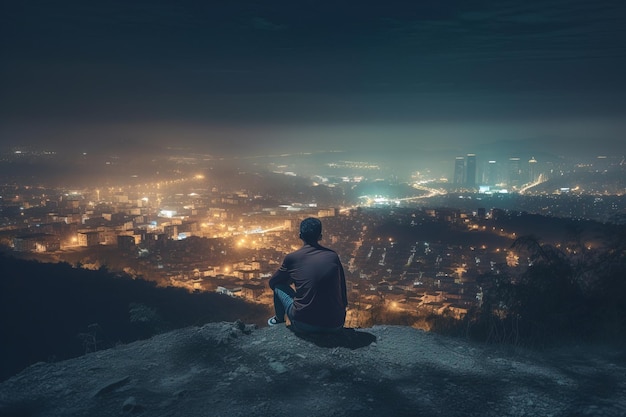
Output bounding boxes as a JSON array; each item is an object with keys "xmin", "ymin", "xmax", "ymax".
[{"xmin": 1, "ymin": 322, "xmax": 625, "ymax": 417}]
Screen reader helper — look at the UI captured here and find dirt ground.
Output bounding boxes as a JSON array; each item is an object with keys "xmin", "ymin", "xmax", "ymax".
[{"xmin": 1, "ymin": 321, "xmax": 625, "ymax": 417}]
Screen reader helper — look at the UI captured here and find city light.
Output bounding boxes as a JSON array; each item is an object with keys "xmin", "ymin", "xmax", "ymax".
[{"xmin": 1, "ymin": 144, "xmax": 624, "ymax": 335}]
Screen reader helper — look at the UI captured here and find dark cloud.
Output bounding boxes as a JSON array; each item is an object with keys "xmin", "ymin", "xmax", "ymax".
[
  {"xmin": 1, "ymin": 1, "xmax": 625, "ymax": 154},
  {"xmin": 251, "ymin": 16, "xmax": 287, "ymax": 31}
]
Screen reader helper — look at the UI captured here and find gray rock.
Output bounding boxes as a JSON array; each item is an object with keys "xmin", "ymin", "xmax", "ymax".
[{"xmin": 0, "ymin": 323, "xmax": 624, "ymax": 417}]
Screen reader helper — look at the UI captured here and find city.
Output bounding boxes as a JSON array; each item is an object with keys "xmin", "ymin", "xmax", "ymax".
[{"xmin": 2, "ymin": 146, "xmax": 624, "ymax": 330}]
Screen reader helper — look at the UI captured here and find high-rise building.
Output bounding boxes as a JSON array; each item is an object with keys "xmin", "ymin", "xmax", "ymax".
[
  {"xmin": 466, "ymin": 154, "xmax": 476, "ymax": 187},
  {"xmin": 528, "ymin": 157, "xmax": 538, "ymax": 182},
  {"xmin": 485, "ymin": 160, "xmax": 498, "ymax": 186},
  {"xmin": 453, "ymin": 156, "xmax": 465, "ymax": 185},
  {"xmin": 508, "ymin": 157, "xmax": 522, "ymax": 188}
]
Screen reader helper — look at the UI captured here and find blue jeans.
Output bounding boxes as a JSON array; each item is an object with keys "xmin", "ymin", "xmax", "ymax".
[
  {"xmin": 273, "ymin": 284, "xmax": 296, "ymax": 322},
  {"xmin": 272, "ymin": 284, "xmax": 343, "ymax": 333}
]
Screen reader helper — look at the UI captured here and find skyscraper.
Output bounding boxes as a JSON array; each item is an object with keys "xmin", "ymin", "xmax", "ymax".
[
  {"xmin": 453, "ymin": 157, "xmax": 465, "ymax": 185},
  {"xmin": 508, "ymin": 157, "xmax": 522, "ymax": 188},
  {"xmin": 466, "ymin": 154, "xmax": 476, "ymax": 188},
  {"xmin": 528, "ymin": 156, "xmax": 538, "ymax": 182},
  {"xmin": 485, "ymin": 160, "xmax": 498, "ymax": 186}
]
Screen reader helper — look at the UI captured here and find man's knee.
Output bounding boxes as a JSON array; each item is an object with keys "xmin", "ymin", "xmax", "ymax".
[{"xmin": 274, "ymin": 284, "xmax": 295, "ymax": 296}]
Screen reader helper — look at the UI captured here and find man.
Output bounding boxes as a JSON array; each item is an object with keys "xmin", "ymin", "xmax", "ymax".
[{"xmin": 268, "ymin": 217, "xmax": 348, "ymax": 332}]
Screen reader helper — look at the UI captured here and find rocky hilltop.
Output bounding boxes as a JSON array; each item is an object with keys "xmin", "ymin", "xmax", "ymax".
[{"xmin": 1, "ymin": 322, "xmax": 624, "ymax": 417}]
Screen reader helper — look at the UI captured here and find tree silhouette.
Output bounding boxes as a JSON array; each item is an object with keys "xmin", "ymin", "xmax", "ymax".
[
  {"xmin": 471, "ymin": 232, "xmax": 626, "ymax": 347},
  {"xmin": 0, "ymin": 253, "xmax": 270, "ymax": 381}
]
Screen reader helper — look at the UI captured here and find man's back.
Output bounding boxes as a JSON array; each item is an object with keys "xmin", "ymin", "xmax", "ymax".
[{"xmin": 269, "ymin": 243, "xmax": 347, "ymax": 328}]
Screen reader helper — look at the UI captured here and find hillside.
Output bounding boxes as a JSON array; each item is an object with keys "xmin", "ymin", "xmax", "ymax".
[
  {"xmin": 0, "ymin": 254, "xmax": 270, "ymax": 381},
  {"xmin": 1, "ymin": 322, "xmax": 625, "ymax": 417}
]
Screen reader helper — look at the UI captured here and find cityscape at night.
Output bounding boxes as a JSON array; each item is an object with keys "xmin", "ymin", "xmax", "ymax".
[
  {"xmin": 1, "ymin": 146, "xmax": 624, "ymax": 327},
  {"xmin": 1, "ymin": 1, "xmax": 626, "ymax": 415}
]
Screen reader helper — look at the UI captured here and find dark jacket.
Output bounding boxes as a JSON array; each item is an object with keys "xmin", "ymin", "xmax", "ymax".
[{"xmin": 269, "ymin": 243, "xmax": 348, "ymax": 328}]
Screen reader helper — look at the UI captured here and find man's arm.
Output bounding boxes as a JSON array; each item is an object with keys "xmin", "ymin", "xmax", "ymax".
[
  {"xmin": 268, "ymin": 257, "xmax": 290, "ymax": 290},
  {"xmin": 339, "ymin": 260, "xmax": 348, "ymax": 308}
]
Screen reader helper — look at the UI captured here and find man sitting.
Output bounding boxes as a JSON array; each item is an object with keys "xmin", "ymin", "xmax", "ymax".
[{"xmin": 268, "ymin": 217, "xmax": 347, "ymax": 333}]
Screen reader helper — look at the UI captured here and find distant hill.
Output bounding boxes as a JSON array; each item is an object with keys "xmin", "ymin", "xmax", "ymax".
[
  {"xmin": 530, "ymin": 170, "xmax": 626, "ymax": 195},
  {"xmin": 472, "ymin": 137, "xmax": 623, "ymax": 160}
]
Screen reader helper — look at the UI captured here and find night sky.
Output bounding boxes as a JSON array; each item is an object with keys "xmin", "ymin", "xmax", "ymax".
[{"xmin": 1, "ymin": 1, "xmax": 625, "ymax": 156}]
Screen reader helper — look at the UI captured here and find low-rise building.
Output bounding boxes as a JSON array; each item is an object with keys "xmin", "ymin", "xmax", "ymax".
[{"xmin": 13, "ymin": 233, "xmax": 61, "ymax": 252}]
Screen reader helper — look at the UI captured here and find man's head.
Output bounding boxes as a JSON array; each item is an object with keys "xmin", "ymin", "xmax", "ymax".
[{"xmin": 299, "ymin": 217, "xmax": 322, "ymax": 244}]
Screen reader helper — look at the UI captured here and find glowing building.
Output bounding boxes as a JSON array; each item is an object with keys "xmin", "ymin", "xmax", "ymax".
[
  {"xmin": 508, "ymin": 157, "xmax": 522, "ymax": 188},
  {"xmin": 453, "ymin": 156, "xmax": 465, "ymax": 185},
  {"xmin": 465, "ymin": 154, "xmax": 476, "ymax": 188},
  {"xmin": 528, "ymin": 157, "xmax": 538, "ymax": 182},
  {"xmin": 485, "ymin": 160, "xmax": 498, "ymax": 186}
]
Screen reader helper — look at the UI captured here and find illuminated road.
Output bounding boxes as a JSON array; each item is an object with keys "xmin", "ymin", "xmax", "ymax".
[
  {"xmin": 402, "ymin": 183, "xmax": 447, "ymax": 200},
  {"xmin": 340, "ymin": 183, "xmax": 446, "ymax": 210},
  {"xmin": 519, "ymin": 174, "xmax": 547, "ymax": 194},
  {"xmin": 242, "ymin": 225, "xmax": 288, "ymax": 234}
]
